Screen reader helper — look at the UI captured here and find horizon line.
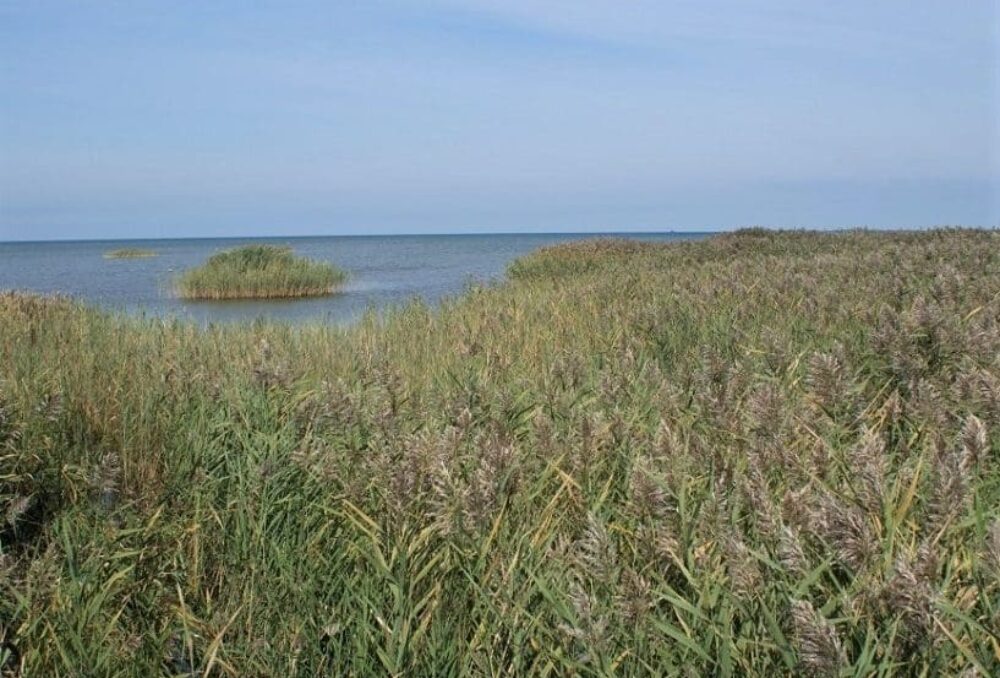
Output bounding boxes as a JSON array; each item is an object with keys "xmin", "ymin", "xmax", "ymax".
[
  {"xmin": 1, "ymin": 228, "xmax": 720, "ymax": 245},
  {"xmin": 3, "ymin": 224, "xmax": 996, "ymax": 245}
]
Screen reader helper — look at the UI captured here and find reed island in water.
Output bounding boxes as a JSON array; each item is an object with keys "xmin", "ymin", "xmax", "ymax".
[{"xmin": 175, "ymin": 244, "xmax": 347, "ymax": 300}]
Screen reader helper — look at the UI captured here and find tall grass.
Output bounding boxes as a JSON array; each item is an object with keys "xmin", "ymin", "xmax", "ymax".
[
  {"xmin": 175, "ymin": 245, "xmax": 345, "ymax": 299},
  {"xmin": 1, "ymin": 229, "xmax": 998, "ymax": 675},
  {"xmin": 103, "ymin": 248, "xmax": 157, "ymax": 259}
]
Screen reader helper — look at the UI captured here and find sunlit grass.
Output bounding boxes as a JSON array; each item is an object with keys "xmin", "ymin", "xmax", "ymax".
[
  {"xmin": 175, "ymin": 244, "xmax": 345, "ymax": 299},
  {"xmin": 1, "ymin": 229, "xmax": 998, "ymax": 675}
]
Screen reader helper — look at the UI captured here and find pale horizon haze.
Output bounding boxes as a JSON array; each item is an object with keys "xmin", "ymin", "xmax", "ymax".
[{"xmin": 1, "ymin": 1, "xmax": 998, "ymax": 241}]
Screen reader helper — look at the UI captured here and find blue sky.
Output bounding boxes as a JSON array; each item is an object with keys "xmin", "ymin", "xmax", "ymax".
[{"xmin": 1, "ymin": 1, "xmax": 997, "ymax": 240}]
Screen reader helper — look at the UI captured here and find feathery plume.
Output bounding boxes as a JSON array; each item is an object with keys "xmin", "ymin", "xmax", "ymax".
[
  {"xmin": 790, "ymin": 599, "xmax": 848, "ymax": 676},
  {"xmin": 852, "ymin": 428, "xmax": 886, "ymax": 514},
  {"xmin": 575, "ymin": 513, "xmax": 617, "ymax": 585},
  {"xmin": 5, "ymin": 494, "xmax": 33, "ymax": 528},
  {"xmin": 960, "ymin": 415, "xmax": 987, "ymax": 467}
]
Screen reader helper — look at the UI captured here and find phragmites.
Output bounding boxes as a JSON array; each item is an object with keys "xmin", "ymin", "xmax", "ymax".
[
  {"xmin": 385, "ymin": 428, "xmax": 457, "ymax": 515},
  {"xmin": 461, "ymin": 433, "xmax": 518, "ymax": 531},
  {"xmin": 778, "ymin": 525, "xmax": 809, "ymax": 578},
  {"xmin": 741, "ymin": 457, "xmax": 780, "ymax": 540},
  {"xmin": 781, "ymin": 484, "xmax": 813, "ymax": 535},
  {"xmin": 926, "ymin": 433, "xmax": 973, "ymax": 535},
  {"xmin": 569, "ymin": 413, "xmax": 612, "ymax": 478},
  {"xmin": 4, "ymin": 494, "xmax": 33, "ymax": 532},
  {"xmin": 628, "ymin": 457, "xmax": 669, "ymax": 519},
  {"xmin": 983, "ymin": 520, "xmax": 1000, "ymax": 574},
  {"xmin": 723, "ymin": 531, "xmax": 762, "ymax": 598},
  {"xmin": 910, "ymin": 379, "xmax": 949, "ymax": 430},
  {"xmin": 3, "ymin": 230, "xmax": 1000, "ymax": 673},
  {"xmin": 905, "ymin": 295, "xmax": 940, "ymax": 337},
  {"xmin": 0, "ymin": 391, "xmax": 11, "ymax": 442},
  {"xmin": 558, "ymin": 580, "xmax": 609, "ymax": 664},
  {"xmin": 652, "ymin": 419, "xmax": 680, "ymax": 459},
  {"xmin": 290, "ymin": 439, "xmax": 338, "ymax": 482},
  {"xmin": 574, "ymin": 513, "xmax": 618, "ymax": 585},
  {"xmin": 809, "ymin": 493, "xmax": 878, "ymax": 573},
  {"xmin": 615, "ymin": 568, "xmax": 653, "ymax": 623},
  {"xmin": 806, "ymin": 346, "xmax": 855, "ymax": 418},
  {"xmin": 34, "ymin": 391, "xmax": 64, "ymax": 423},
  {"xmin": 528, "ymin": 408, "xmax": 558, "ymax": 460},
  {"xmin": 293, "ymin": 378, "xmax": 359, "ymax": 435},
  {"xmin": 790, "ymin": 599, "xmax": 848, "ymax": 676},
  {"xmin": 877, "ymin": 389, "xmax": 904, "ymax": 431},
  {"xmin": 418, "ymin": 428, "xmax": 519, "ymax": 535},
  {"xmin": 880, "ymin": 549, "xmax": 937, "ymax": 643},
  {"xmin": 974, "ymin": 370, "xmax": 1000, "ymax": 421},
  {"xmin": 745, "ymin": 381, "xmax": 784, "ymax": 440},
  {"xmin": 252, "ymin": 338, "xmax": 291, "ymax": 390},
  {"xmin": 91, "ymin": 451, "xmax": 122, "ymax": 511},
  {"xmin": 651, "ymin": 522, "xmax": 682, "ymax": 569},
  {"xmin": 960, "ymin": 414, "xmax": 987, "ymax": 467},
  {"xmin": 851, "ymin": 428, "xmax": 886, "ymax": 514},
  {"xmin": 953, "ymin": 368, "xmax": 1000, "ymax": 423}
]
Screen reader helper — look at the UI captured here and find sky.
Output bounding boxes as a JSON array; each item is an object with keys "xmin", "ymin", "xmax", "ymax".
[{"xmin": 1, "ymin": 1, "xmax": 998, "ymax": 240}]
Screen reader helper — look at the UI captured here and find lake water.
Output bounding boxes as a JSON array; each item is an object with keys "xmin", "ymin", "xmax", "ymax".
[{"xmin": 0, "ymin": 233, "xmax": 709, "ymax": 324}]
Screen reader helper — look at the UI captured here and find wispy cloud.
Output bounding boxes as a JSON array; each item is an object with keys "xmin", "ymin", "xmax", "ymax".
[{"xmin": 406, "ymin": 1, "xmax": 993, "ymax": 58}]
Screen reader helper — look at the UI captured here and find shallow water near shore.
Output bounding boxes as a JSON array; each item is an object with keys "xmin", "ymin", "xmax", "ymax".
[{"xmin": 0, "ymin": 232, "xmax": 708, "ymax": 324}]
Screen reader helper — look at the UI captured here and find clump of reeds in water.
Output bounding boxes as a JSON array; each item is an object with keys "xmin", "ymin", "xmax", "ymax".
[
  {"xmin": 175, "ymin": 244, "xmax": 345, "ymax": 299},
  {"xmin": 103, "ymin": 247, "xmax": 157, "ymax": 259}
]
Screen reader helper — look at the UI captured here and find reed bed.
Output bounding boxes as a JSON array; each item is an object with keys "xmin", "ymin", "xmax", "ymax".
[
  {"xmin": 1, "ymin": 229, "xmax": 998, "ymax": 676},
  {"xmin": 175, "ymin": 245, "xmax": 345, "ymax": 299},
  {"xmin": 103, "ymin": 248, "xmax": 158, "ymax": 259}
]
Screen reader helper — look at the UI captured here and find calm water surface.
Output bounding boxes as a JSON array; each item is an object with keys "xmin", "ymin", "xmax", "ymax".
[{"xmin": 0, "ymin": 233, "xmax": 708, "ymax": 324}]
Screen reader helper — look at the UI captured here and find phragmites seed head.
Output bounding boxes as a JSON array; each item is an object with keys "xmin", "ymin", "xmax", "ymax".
[
  {"xmin": 454, "ymin": 406, "xmax": 473, "ymax": 432},
  {"xmin": 5, "ymin": 494, "xmax": 33, "ymax": 528},
  {"xmin": 460, "ymin": 433, "xmax": 518, "ymax": 531},
  {"xmin": 723, "ymin": 532, "xmax": 761, "ymax": 598},
  {"xmin": 745, "ymin": 381, "xmax": 783, "ymax": 439},
  {"xmin": 778, "ymin": 525, "xmax": 809, "ymax": 577},
  {"xmin": 882, "ymin": 552, "xmax": 936, "ymax": 641},
  {"xmin": 653, "ymin": 419, "xmax": 680, "ymax": 459},
  {"xmin": 926, "ymin": 436, "xmax": 973, "ymax": 534},
  {"xmin": 34, "ymin": 390, "xmax": 64, "ymax": 422},
  {"xmin": 809, "ymin": 494, "xmax": 877, "ymax": 572},
  {"xmin": 960, "ymin": 415, "xmax": 987, "ymax": 466},
  {"xmin": 92, "ymin": 451, "xmax": 122, "ymax": 511},
  {"xmin": 575, "ymin": 513, "xmax": 617, "ymax": 585},
  {"xmin": 653, "ymin": 523, "xmax": 682, "ymax": 569},
  {"xmin": 742, "ymin": 454, "xmax": 781, "ymax": 540},
  {"xmin": 558, "ymin": 580, "xmax": 609, "ymax": 663},
  {"xmin": 629, "ymin": 458, "xmax": 668, "ymax": 519},
  {"xmin": 781, "ymin": 485, "xmax": 813, "ymax": 533},
  {"xmin": 879, "ymin": 390, "xmax": 903, "ymax": 429},
  {"xmin": 615, "ymin": 568, "xmax": 652, "ymax": 623},
  {"xmin": 790, "ymin": 599, "xmax": 848, "ymax": 676},
  {"xmin": 984, "ymin": 520, "xmax": 1000, "ymax": 574},
  {"xmin": 0, "ymin": 391, "xmax": 14, "ymax": 445},
  {"xmin": 914, "ymin": 540, "xmax": 939, "ymax": 583},
  {"xmin": 973, "ymin": 370, "xmax": 1000, "ymax": 419},
  {"xmin": 252, "ymin": 337, "xmax": 291, "ymax": 390},
  {"xmin": 806, "ymin": 348, "xmax": 851, "ymax": 415},
  {"xmin": 852, "ymin": 427, "xmax": 886, "ymax": 513}
]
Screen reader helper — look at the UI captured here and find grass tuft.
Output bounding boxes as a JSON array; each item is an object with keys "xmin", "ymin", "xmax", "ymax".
[
  {"xmin": 175, "ymin": 244, "xmax": 345, "ymax": 299},
  {"xmin": 103, "ymin": 247, "xmax": 157, "ymax": 259}
]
